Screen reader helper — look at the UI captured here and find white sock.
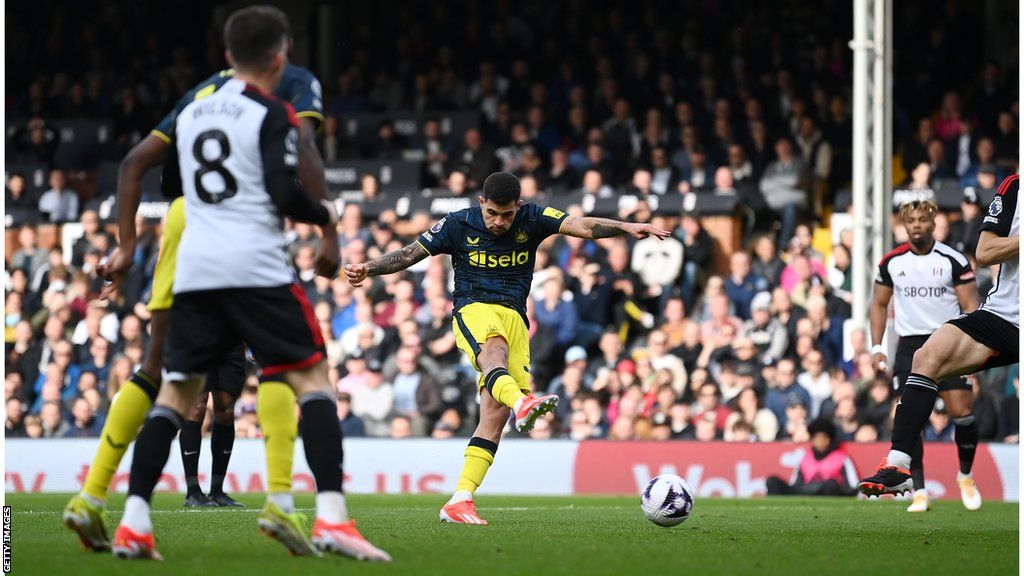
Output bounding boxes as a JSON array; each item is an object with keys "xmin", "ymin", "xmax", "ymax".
[
  {"xmin": 267, "ymin": 492, "xmax": 295, "ymax": 513},
  {"xmin": 913, "ymin": 488, "xmax": 928, "ymax": 497},
  {"xmin": 316, "ymin": 491, "xmax": 348, "ymax": 524},
  {"xmin": 80, "ymin": 493, "xmax": 105, "ymax": 508},
  {"xmin": 957, "ymin": 471, "xmax": 973, "ymax": 482},
  {"xmin": 886, "ymin": 450, "xmax": 912, "ymax": 470},
  {"xmin": 121, "ymin": 495, "xmax": 152, "ymax": 534},
  {"xmin": 448, "ymin": 490, "xmax": 473, "ymax": 505}
]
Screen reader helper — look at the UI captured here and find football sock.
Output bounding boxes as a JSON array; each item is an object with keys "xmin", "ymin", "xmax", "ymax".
[
  {"xmin": 953, "ymin": 413, "xmax": 979, "ymax": 475},
  {"xmin": 454, "ymin": 437, "xmax": 498, "ymax": 496},
  {"xmin": 210, "ymin": 421, "xmax": 235, "ymax": 495},
  {"xmin": 180, "ymin": 419, "xmax": 203, "ymax": 496},
  {"xmin": 258, "ymin": 382, "xmax": 297, "ymax": 494},
  {"xmin": 484, "ymin": 367, "xmax": 526, "ymax": 409},
  {"xmin": 122, "ymin": 495, "xmax": 152, "ymax": 534},
  {"xmin": 128, "ymin": 406, "xmax": 184, "ymax": 503},
  {"xmin": 910, "ymin": 435, "xmax": 925, "ymax": 491},
  {"xmin": 82, "ymin": 373, "xmax": 156, "ymax": 502},
  {"xmin": 268, "ymin": 492, "xmax": 295, "ymax": 513},
  {"xmin": 316, "ymin": 491, "xmax": 349, "ymax": 524},
  {"xmin": 888, "ymin": 374, "xmax": 938, "ymax": 468},
  {"xmin": 298, "ymin": 391, "xmax": 344, "ymax": 493}
]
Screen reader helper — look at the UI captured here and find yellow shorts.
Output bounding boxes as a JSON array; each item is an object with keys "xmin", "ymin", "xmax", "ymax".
[
  {"xmin": 452, "ymin": 302, "xmax": 533, "ymax": 394},
  {"xmin": 147, "ymin": 196, "xmax": 186, "ymax": 312}
]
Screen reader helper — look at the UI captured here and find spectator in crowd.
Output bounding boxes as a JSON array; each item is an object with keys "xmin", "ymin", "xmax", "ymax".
[
  {"xmin": 765, "ymin": 418, "xmax": 857, "ymax": 495},
  {"xmin": 724, "ymin": 388, "xmax": 779, "ymax": 441},
  {"xmin": 351, "ymin": 367, "xmax": 394, "ymax": 437},
  {"xmin": 759, "ymin": 137, "xmax": 807, "ymax": 244},
  {"xmin": 390, "ymin": 415, "xmax": 413, "ymax": 439},
  {"xmin": 725, "ymin": 252, "xmax": 769, "ymax": 321},
  {"xmin": 336, "ymin": 392, "xmax": 365, "ymax": 438},
  {"xmin": 924, "ymin": 405, "xmax": 955, "ymax": 442},
  {"xmin": 11, "ymin": 225, "xmax": 49, "ymax": 283},
  {"xmin": 37, "ymin": 169, "xmax": 79, "ymax": 223},
  {"xmin": 6, "ymin": 397, "xmax": 27, "ymax": 437},
  {"xmin": 390, "ymin": 346, "xmax": 444, "ymax": 434},
  {"xmin": 6, "ymin": 172, "xmax": 39, "ymax": 220},
  {"xmin": 534, "ymin": 273, "xmax": 579, "ymax": 351},
  {"xmin": 39, "ymin": 400, "xmax": 68, "ymax": 438},
  {"xmin": 63, "ymin": 396, "xmax": 101, "ymax": 437},
  {"xmin": 742, "ymin": 292, "xmax": 789, "ymax": 365}
]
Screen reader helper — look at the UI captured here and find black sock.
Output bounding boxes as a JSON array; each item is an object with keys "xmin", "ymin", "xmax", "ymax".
[
  {"xmin": 910, "ymin": 434, "xmax": 925, "ymax": 491},
  {"xmin": 953, "ymin": 413, "xmax": 979, "ymax": 475},
  {"xmin": 891, "ymin": 374, "xmax": 939, "ymax": 456},
  {"xmin": 298, "ymin": 392, "xmax": 344, "ymax": 493},
  {"xmin": 210, "ymin": 421, "xmax": 235, "ymax": 495},
  {"xmin": 179, "ymin": 419, "xmax": 203, "ymax": 496},
  {"xmin": 128, "ymin": 407, "xmax": 184, "ymax": 502}
]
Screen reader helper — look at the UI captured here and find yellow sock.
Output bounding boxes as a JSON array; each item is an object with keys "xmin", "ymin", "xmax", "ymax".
[
  {"xmin": 258, "ymin": 381, "xmax": 298, "ymax": 494},
  {"xmin": 82, "ymin": 373, "xmax": 157, "ymax": 501},
  {"xmin": 484, "ymin": 368, "xmax": 526, "ymax": 409},
  {"xmin": 455, "ymin": 438, "xmax": 498, "ymax": 494}
]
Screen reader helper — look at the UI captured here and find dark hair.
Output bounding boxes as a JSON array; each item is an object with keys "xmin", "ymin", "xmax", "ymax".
[
  {"xmin": 224, "ymin": 5, "xmax": 290, "ymax": 70},
  {"xmin": 807, "ymin": 417, "xmax": 836, "ymax": 440},
  {"xmin": 482, "ymin": 172, "xmax": 521, "ymax": 204}
]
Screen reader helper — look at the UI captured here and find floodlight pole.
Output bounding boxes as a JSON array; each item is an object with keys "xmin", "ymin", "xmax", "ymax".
[{"xmin": 851, "ymin": 0, "xmax": 871, "ymax": 326}]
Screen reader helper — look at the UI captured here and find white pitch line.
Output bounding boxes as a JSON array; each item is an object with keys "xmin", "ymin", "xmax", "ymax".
[{"xmin": 16, "ymin": 504, "xmax": 630, "ymax": 516}]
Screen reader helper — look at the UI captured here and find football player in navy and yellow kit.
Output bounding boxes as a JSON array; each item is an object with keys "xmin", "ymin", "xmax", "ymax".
[
  {"xmin": 64, "ymin": 62, "xmax": 334, "ymax": 556},
  {"xmin": 344, "ymin": 172, "xmax": 670, "ymax": 524}
]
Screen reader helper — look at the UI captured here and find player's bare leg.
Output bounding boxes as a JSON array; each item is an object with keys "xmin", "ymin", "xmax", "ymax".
[
  {"xmin": 260, "ymin": 362, "xmax": 390, "ymax": 561},
  {"xmin": 476, "ymin": 336, "xmax": 557, "ymax": 432},
  {"xmin": 860, "ymin": 324, "xmax": 995, "ymax": 496},
  {"xmin": 942, "ymin": 387, "xmax": 982, "ymax": 509},
  {"xmin": 113, "ymin": 375, "xmax": 206, "ymax": 560}
]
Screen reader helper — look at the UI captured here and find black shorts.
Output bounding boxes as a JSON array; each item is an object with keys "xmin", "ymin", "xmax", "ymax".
[
  {"xmin": 165, "ymin": 284, "xmax": 326, "ymax": 380},
  {"xmin": 892, "ymin": 335, "xmax": 970, "ymax": 395},
  {"xmin": 203, "ymin": 343, "xmax": 247, "ymax": 397},
  {"xmin": 946, "ymin": 309, "xmax": 1020, "ymax": 370}
]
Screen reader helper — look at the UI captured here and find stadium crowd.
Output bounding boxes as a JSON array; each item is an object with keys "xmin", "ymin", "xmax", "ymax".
[{"xmin": 5, "ymin": 0, "xmax": 1019, "ymax": 443}]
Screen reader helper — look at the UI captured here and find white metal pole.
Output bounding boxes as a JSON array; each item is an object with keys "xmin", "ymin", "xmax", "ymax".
[
  {"xmin": 872, "ymin": 0, "xmax": 886, "ymax": 266},
  {"xmin": 851, "ymin": 0, "xmax": 871, "ymax": 326}
]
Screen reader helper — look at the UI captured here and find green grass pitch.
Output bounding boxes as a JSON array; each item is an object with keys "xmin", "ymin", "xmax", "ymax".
[{"xmin": 6, "ymin": 493, "xmax": 1018, "ymax": 576}]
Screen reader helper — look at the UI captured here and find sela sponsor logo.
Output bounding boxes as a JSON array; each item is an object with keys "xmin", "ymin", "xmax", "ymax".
[{"xmin": 467, "ymin": 250, "xmax": 530, "ymax": 268}]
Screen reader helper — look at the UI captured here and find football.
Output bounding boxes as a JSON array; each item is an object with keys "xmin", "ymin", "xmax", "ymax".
[{"xmin": 641, "ymin": 474, "xmax": 695, "ymax": 527}]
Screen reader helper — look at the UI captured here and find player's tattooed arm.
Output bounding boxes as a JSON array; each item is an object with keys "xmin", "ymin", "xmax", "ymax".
[
  {"xmin": 560, "ymin": 216, "xmax": 672, "ymax": 241},
  {"xmin": 345, "ymin": 242, "xmax": 429, "ymax": 287}
]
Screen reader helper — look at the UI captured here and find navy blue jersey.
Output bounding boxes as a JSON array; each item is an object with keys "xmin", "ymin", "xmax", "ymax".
[
  {"xmin": 417, "ymin": 203, "xmax": 569, "ymax": 319},
  {"xmin": 151, "ymin": 64, "xmax": 324, "ymax": 143}
]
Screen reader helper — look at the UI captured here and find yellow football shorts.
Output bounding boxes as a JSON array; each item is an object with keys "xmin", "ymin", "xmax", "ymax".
[
  {"xmin": 452, "ymin": 302, "xmax": 533, "ymax": 394},
  {"xmin": 147, "ymin": 196, "xmax": 186, "ymax": 312}
]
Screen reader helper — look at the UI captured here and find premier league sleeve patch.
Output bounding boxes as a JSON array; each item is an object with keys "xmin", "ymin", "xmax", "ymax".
[
  {"xmin": 989, "ymin": 195, "xmax": 1003, "ymax": 217},
  {"xmin": 430, "ymin": 217, "xmax": 447, "ymax": 233}
]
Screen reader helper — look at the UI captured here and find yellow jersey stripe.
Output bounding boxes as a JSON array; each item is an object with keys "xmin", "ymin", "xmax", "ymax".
[
  {"xmin": 150, "ymin": 129, "xmax": 171, "ymax": 144},
  {"xmin": 415, "ymin": 239, "xmax": 433, "ymax": 256}
]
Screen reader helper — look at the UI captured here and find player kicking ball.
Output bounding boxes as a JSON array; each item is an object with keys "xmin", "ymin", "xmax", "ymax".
[
  {"xmin": 345, "ymin": 171, "xmax": 670, "ymax": 524},
  {"xmin": 859, "ymin": 174, "xmax": 1020, "ymax": 501}
]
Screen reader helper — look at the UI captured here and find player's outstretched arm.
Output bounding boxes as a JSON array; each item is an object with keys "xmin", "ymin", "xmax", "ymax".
[
  {"xmin": 869, "ymin": 284, "xmax": 893, "ymax": 371},
  {"xmin": 975, "ymin": 231, "xmax": 1019, "ymax": 267},
  {"xmin": 345, "ymin": 242, "xmax": 430, "ymax": 287},
  {"xmin": 558, "ymin": 215, "xmax": 671, "ymax": 240}
]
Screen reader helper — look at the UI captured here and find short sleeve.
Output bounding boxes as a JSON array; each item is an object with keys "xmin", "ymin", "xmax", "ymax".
[
  {"xmin": 282, "ymin": 67, "xmax": 325, "ymax": 129},
  {"xmin": 874, "ymin": 258, "xmax": 892, "ymax": 287},
  {"xmin": 534, "ymin": 204, "xmax": 569, "ymax": 239},
  {"xmin": 418, "ymin": 215, "xmax": 455, "ymax": 255},
  {"xmin": 950, "ymin": 255, "xmax": 976, "ymax": 286},
  {"xmin": 980, "ymin": 176, "xmax": 1019, "ymax": 237}
]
